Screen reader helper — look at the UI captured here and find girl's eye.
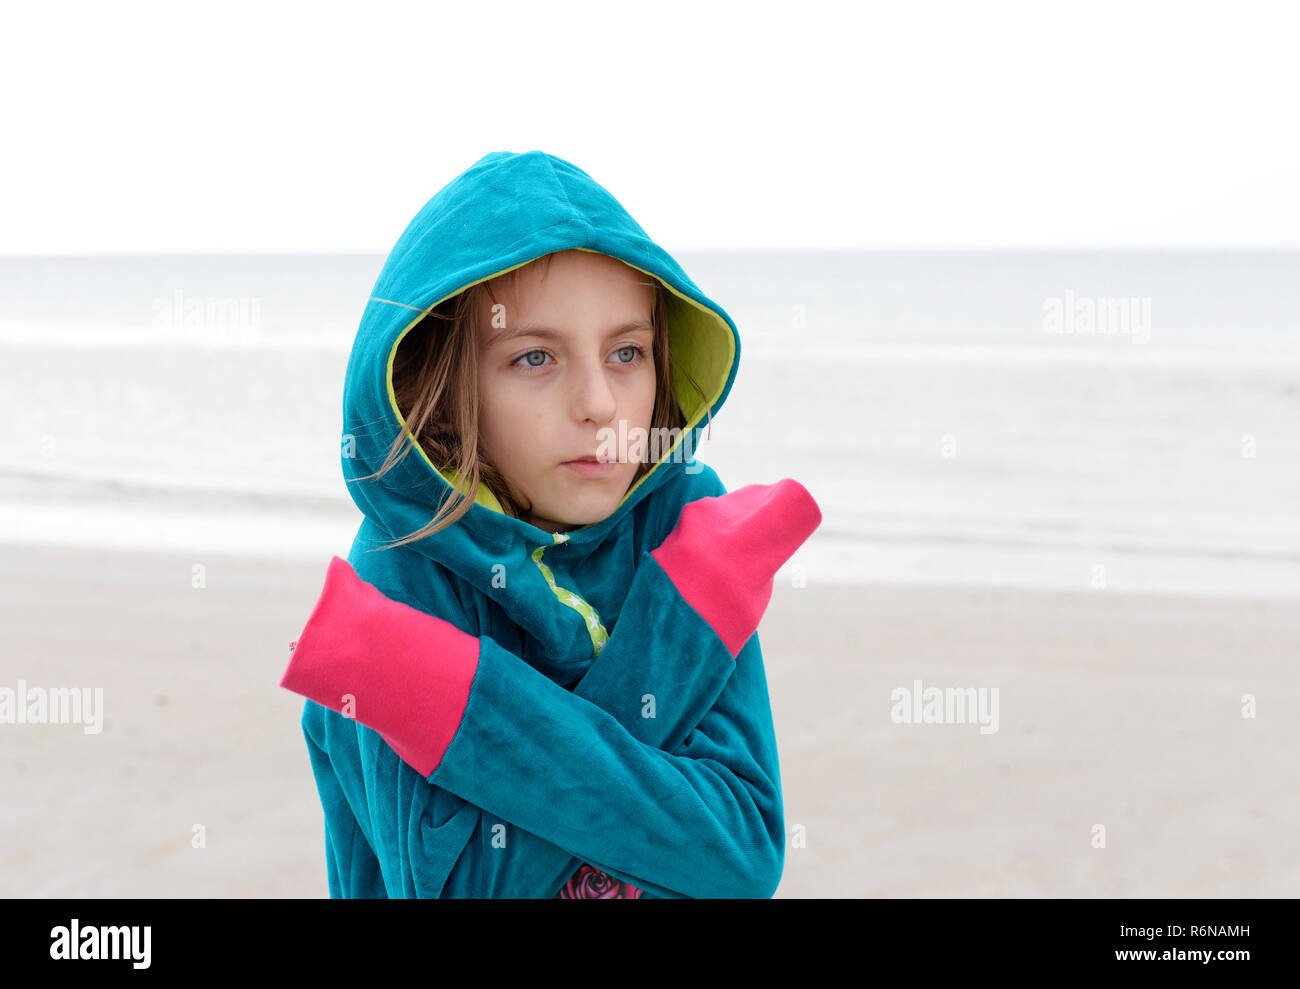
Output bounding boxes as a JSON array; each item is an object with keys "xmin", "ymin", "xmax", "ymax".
[
  {"xmin": 511, "ymin": 345, "xmax": 647, "ymax": 373},
  {"xmin": 613, "ymin": 344, "xmax": 647, "ymax": 365},
  {"xmin": 514, "ymin": 349, "xmax": 552, "ymax": 370}
]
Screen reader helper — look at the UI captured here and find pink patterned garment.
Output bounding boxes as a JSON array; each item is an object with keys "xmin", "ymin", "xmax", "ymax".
[{"xmin": 556, "ymin": 863, "xmax": 643, "ymax": 898}]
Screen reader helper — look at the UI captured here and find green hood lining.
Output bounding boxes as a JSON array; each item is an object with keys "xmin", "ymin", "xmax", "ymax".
[{"xmin": 383, "ymin": 247, "xmax": 735, "ymax": 529}]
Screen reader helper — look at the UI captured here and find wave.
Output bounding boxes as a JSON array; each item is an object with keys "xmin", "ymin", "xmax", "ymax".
[
  {"xmin": 4, "ymin": 462, "xmax": 1295, "ymax": 569},
  {"xmin": 0, "ymin": 462, "xmax": 353, "ymax": 513},
  {"xmin": 0, "ymin": 321, "xmax": 351, "ymax": 352},
  {"xmin": 743, "ymin": 341, "xmax": 1300, "ymax": 367},
  {"xmin": 810, "ymin": 523, "xmax": 1300, "ymax": 566}
]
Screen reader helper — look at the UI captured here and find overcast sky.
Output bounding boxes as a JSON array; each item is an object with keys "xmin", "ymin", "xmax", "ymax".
[{"xmin": 4, "ymin": 0, "xmax": 1297, "ymax": 252}]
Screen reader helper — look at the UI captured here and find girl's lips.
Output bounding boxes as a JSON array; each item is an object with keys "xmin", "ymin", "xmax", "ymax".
[{"xmin": 562, "ymin": 459, "xmax": 617, "ymax": 478}]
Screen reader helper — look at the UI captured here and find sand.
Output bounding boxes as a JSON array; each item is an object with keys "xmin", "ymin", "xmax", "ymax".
[{"xmin": 2, "ymin": 542, "xmax": 1297, "ymax": 897}]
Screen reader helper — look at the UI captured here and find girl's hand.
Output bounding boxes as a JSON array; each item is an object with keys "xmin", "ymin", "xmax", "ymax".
[
  {"xmin": 279, "ymin": 555, "xmax": 482, "ymax": 777},
  {"xmin": 650, "ymin": 478, "xmax": 822, "ymax": 658}
]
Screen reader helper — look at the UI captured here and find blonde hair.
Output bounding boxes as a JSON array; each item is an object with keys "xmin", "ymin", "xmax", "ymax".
[{"xmin": 360, "ymin": 253, "xmax": 709, "ymax": 549}]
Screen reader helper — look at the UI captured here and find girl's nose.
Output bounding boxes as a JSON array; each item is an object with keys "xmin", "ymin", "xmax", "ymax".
[{"xmin": 570, "ymin": 358, "xmax": 618, "ymax": 424}]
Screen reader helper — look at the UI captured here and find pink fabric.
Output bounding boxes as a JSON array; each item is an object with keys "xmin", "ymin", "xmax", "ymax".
[
  {"xmin": 651, "ymin": 479, "xmax": 822, "ymax": 658},
  {"xmin": 557, "ymin": 864, "xmax": 643, "ymax": 899},
  {"xmin": 279, "ymin": 555, "xmax": 480, "ymax": 777}
]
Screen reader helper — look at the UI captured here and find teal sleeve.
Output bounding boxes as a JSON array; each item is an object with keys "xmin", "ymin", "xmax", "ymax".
[
  {"xmin": 450, "ymin": 547, "xmax": 747, "ymax": 897},
  {"xmin": 426, "ymin": 550, "xmax": 786, "ymax": 899},
  {"xmin": 495, "ymin": 548, "xmax": 747, "ymax": 897},
  {"xmin": 302, "ymin": 542, "xmax": 751, "ymax": 898}
]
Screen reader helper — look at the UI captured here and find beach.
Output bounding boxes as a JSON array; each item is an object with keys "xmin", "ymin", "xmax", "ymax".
[
  {"xmin": 3, "ymin": 541, "xmax": 1297, "ymax": 898},
  {"xmin": 3, "ymin": 249, "xmax": 1298, "ymax": 897}
]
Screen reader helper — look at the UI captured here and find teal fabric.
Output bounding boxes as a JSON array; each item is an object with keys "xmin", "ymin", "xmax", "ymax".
[{"xmin": 299, "ymin": 150, "xmax": 784, "ymax": 898}]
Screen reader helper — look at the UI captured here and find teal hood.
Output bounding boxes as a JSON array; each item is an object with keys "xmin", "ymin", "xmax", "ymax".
[
  {"xmin": 343, "ymin": 150, "xmax": 739, "ymax": 549},
  {"xmin": 339, "ymin": 149, "xmax": 743, "ymax": 680}
]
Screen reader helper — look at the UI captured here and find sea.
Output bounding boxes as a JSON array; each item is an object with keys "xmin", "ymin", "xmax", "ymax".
[{"xmin": 1, "ymin": 250, "xmax": 1297, "ymax": 596}]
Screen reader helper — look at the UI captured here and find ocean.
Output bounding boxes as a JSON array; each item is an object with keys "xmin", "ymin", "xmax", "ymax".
[{"xmin": 2, "ymin": 250, "xmax": 1298, "ymax": 596}]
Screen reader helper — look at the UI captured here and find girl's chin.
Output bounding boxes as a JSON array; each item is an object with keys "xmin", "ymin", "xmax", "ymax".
[{"xmin": 528, "ymin": 494, "xmax": 624, "ymax": 533}]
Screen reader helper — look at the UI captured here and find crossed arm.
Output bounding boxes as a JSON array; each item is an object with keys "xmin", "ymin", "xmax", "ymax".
[{"xmin": 287, "ymin": 479, "xmax": 819, "ymax": 898}]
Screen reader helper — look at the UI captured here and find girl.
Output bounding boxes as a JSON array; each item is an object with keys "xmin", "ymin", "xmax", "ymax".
[{"xmin": 279, "ymin": 150, "xmax": 822, "ymax": 898}]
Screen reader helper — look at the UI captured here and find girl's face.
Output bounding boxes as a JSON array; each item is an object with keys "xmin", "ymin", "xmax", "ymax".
[{"xmin": 475, "ymin": 250, "xmax": 658, "ymax": 533}]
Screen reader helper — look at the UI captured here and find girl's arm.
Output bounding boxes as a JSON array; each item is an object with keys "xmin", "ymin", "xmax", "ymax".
[
  {"xmin": 284, "ymin": 480, "xmax": 819, "ymax": 899},
  {"xmin": 437, "ymin": 607, "xmax": 783, "ymax": 899},
  {"xmin": 296, "ymin": 539, "xmax": 745, "ymax": 898}
]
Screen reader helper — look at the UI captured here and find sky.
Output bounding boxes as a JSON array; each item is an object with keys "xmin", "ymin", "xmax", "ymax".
[{"xmin": 3, "ymin": 0, "xmax": 1298, "ymax": 252}]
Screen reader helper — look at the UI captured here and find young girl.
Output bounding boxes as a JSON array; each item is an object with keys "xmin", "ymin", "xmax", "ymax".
[{"xmin": 279, "ymin": 150, "xmax": 822, "ymax": 898}]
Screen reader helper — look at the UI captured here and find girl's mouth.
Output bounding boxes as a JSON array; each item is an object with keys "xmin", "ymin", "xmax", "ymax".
[{"xmin": 561, "ymin": 459, "xmax": 617, "ymax": 478}]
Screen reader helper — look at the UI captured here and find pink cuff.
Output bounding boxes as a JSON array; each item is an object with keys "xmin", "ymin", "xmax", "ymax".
[
  {"xmin": 280, "ymin": 555, "xmax": 481, "ymax": 777},
  {"xmin": 651, "ymin": 479, "xmax": 822, "ymax": 658}
]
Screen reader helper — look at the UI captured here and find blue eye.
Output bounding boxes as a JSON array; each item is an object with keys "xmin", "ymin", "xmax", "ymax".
[
  {"xmin": 613, "ymin": 345, "xmax": 647, "ymax": 365},
  {"xmin": 512, "ymin": 349, "xmax": 553, "ymax": 371},
  {"xmin": 511, "ymin": 345, "xmax": 647, "ymax": 373}
]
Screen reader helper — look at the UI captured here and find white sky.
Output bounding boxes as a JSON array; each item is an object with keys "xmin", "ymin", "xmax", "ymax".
[{"xmin": 3, "ymin": 0, "xmax": 1298, "ymax": 252}]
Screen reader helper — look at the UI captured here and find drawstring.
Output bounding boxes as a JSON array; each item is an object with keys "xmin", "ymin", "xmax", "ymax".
[{"xmin": 530, "ymin": 532, "xmax": 609, "ymax": 657}]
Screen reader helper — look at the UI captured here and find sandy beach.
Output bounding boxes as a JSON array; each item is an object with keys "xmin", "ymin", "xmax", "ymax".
[{"xmin": 2, "ymin": 541, "xmax": 1297, "ymax": 898}]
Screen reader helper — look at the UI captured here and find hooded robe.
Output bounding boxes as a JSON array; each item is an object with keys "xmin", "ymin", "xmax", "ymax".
[{"xmin": 299, "ymin": 150, "xmax": 784, "ymax": 898}]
